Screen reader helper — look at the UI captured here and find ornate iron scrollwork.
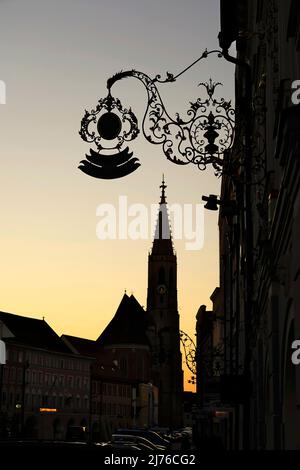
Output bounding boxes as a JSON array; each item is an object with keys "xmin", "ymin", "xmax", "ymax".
[
  {"xmin": 79, "ymin": 92, "xmax": 140, "ymax": 179},
  {"xmin": 79, "ymin": 92, "xmax": 139, "ymax": 152},
  {"xmin": 106, "ymin": 71, "xmax": 235, "ymax": 175},
  {"xmin": 180, "ymin": 330, "xmax": 197, "ymax": 376},
  {"xmin": 78, "ymin": 50, "xmax": 235, "ymax": 178}
]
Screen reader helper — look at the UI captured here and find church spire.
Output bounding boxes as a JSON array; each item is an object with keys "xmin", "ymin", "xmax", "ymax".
[
  {"xmin": 160, "ymin": 174, "xmax": 166, "ymax": 204},
  {"xmin": 151, "ymin": 176, "xmax": 174, "ymax": 255}
]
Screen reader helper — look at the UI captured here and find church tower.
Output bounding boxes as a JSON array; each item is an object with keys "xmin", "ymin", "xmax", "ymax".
[{"xmin": 147, "ymin": 177, "xmax": 183, "ymax": 428}]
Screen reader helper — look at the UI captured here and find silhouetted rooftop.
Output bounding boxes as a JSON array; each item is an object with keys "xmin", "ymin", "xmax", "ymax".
[
  {"xmin": 62, "ymin": 334, "xmax": 98, "ymax": 356},
  {"xmin": 96, "ymin": 294, "xmax": 150, "ymax": 347},
  {"xmin": 0, "ymin": 311, "xmax": 71, "ymax": 353}
]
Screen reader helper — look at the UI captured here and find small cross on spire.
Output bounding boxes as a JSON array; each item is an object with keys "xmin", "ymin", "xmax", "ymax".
[{"xmin": 160, "ymin": 174, "xmax": 167, "ymax": 204}]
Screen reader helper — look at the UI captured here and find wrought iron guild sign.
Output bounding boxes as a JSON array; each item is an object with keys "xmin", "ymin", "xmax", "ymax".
[
  {"xmin": 79, "ymin": 92, "xmax": 140, "ymax": 179},
  {"xmin": 79, "ymin": 51, "xmax": 235, "ymax": 179}
]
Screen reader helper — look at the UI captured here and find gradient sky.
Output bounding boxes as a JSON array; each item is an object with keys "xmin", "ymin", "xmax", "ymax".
[{"xmin": 0, "ymin": 0, "xmax": 235, "ymax": 390}]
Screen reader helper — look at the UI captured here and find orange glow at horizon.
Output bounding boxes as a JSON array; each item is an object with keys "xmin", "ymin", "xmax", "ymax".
[{"xmin": 0, "ymin": 0, "xmax": 234, "ymax": 394}]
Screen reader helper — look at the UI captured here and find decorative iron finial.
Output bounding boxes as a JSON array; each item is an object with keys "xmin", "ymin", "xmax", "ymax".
[{"xmin": 160, "ymin": 175, "xmax": 167, "ymax": 204}]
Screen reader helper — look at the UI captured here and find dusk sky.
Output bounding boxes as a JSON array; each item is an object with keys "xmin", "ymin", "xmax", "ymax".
[{"xmin": 0, "ymin": 0, "xmax": 235, "ymax": 389}]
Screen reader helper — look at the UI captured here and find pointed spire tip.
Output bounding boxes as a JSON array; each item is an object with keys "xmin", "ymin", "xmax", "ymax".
[{"xmin": 160, "ymin": 175, "xmax": 167, "ymax": 204}]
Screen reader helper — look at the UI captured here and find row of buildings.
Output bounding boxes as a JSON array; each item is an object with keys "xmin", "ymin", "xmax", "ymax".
[
  {"xmin": 0, "ymin": 181, "xmax": 184, "ymax": 441},
  {"xmin": 195, "ymin": 0, "xmax": 300, "ymax": 450}
]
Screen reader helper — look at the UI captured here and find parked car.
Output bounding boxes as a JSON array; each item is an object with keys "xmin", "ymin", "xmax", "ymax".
[
  {"xmin": 112, "ymin": 433, "xmax": 165, "ymax": 451},
  {"xmin": 65, "ymin": 426, "xmax": 87, "ymax": 442},
  {"xmin": 115, "ymin": 428, "xmax": 170, "ymax": 449}
]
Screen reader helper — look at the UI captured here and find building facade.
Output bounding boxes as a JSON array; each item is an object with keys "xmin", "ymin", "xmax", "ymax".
[
  {"xmin": 0, "ymin": 312, "xmax": 92, "ymax": 440},
  {"xmin": 63, "ymin": 293, "xmax": 158, "ymax": 441},
  {"xmin": 197, "ymin": 0, "xmax": 300, "ymax": 450}
]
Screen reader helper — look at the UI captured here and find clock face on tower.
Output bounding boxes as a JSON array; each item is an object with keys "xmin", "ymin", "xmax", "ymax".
[{"xmin": 157, "ymin": 284, "xmax": 167, "ymax": 295}]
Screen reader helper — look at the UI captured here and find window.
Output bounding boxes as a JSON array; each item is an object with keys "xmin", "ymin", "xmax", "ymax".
[
  {"xmin": 42, "ymin": 394, "xmax": 48, "ymax": 406},
  {"xmin": 158, "ymin": 266, "xmax": 165, "ymax": 284},
  {"xmin": 83, "ymin": 378, "xmax": 88, "ymax": 389},
  {"xmin": 17, "ymin": 368, "xmax": 22, "ymax": 384},
  {"xmin": 37, "ymin": 393, "xmax": 41, "ymax": 407},
  {"xmin": 169, "ymin": 267, "xmax": 174, "ymax": 287},
  {"xmin": 9, "ymin": 392, "xmax": 13, "ymax": 406},
  {"xmin": 3, "ymin": 367, "xmax": 8, "ymax": 383},
  {"xmin": 84, "ymin": 397, "xmax": 88, "ymax": 409},
  {"xmin": 10, "ymin": 367, "xmax": 16, "ymax": 382},
  {"xmin": 138, "ymin": 357, "xmax": 144, "ymax": 379},
  {"xmin": 102, "ymin": 383, "xmax": 106, "ymax": 395},
  {"xmin": 25, "ymin": 369, "xmax": 30, "ymax": 384},
  {"xmin": 120, "ymin": 357, "xmax": 128, "ymax": 375},
  {"xmin": 68, "ymin": 376, "xmax": 73, "ymax": 388}
]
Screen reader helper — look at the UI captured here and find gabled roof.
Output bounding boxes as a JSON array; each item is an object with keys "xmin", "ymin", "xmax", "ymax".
[
  {"xmin": 62, "ymin": 334, "xmax": 98, "ymax": 357},
  {"xmin": 0, "ymin": 311, "xmax": 71, "ymax": 354},
  {"xmin": 96, "ymin": 294, "xmax": 150, "ymax": 347}
]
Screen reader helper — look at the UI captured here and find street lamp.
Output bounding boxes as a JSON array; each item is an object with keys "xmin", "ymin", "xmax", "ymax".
[{"xmin": 202, "ymin": 194, "xmax": 239, "ymax": 217}]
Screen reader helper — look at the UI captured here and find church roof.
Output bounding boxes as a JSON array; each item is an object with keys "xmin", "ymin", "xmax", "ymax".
[
  {"xmin": 96, "ymin": 293, "xmax": 150, "ymax": 347},
  {"xmin": 0, "ymin": 311, "xmax": 71, "ymax": 354},
  {"xmin": 151, "ymin": 176, "xmax": 174, "ymax": 256}
]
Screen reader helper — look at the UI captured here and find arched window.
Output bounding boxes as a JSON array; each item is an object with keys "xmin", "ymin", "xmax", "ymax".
[
  {"xmin": 169, "ymin": 267, "xmax": 173, "ymax": 288},
  {"xmin": 120, "ymin": 356, "xmax": 128, "ymax": 376},
  {"xmin": 158, "ymin": 266, "xmax": 165, "ymax": 284}
]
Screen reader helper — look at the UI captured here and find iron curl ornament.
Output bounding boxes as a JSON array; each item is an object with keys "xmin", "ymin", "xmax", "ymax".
[
  {"xmin": 180, "ymin": 330, "xmax": 196, "ymax": 376},
  {"xmin": 79, "ymin": 49, "xmax": 235, "ymax": 179}
]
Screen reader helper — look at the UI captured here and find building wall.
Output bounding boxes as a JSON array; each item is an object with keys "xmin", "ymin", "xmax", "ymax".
[
  {"xmin": 0, "ymin": 342, "xmax": 91, "ymax": 439},
  {"xmin": 88, "ymin": 344, "xmax": 158, "ymax": 440},
  {"xmin": 214, "ymin": 0, "xmax": 300, "ymax": 450}
]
